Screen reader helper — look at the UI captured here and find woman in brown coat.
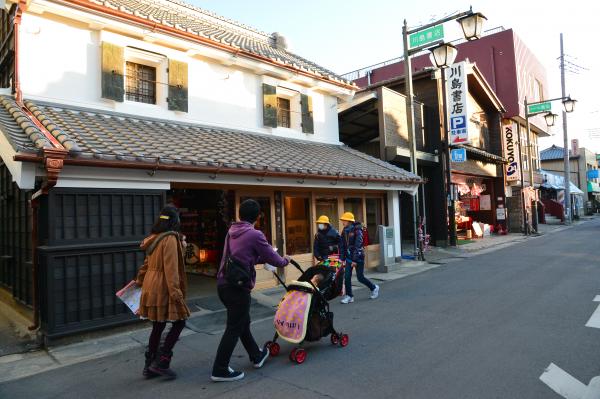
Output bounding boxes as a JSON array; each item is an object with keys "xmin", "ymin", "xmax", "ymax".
[{"xmin": 136, "ymin": 205, "xmax": 190, "ymax": 379}]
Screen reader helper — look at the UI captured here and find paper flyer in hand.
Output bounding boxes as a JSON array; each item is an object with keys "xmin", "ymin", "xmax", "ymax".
[{"xmin": 116, "ymin": 280, "xmax": 142, "ymax": 315}]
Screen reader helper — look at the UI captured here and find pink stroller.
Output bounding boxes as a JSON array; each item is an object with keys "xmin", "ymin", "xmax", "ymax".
[{"xmin": 265, "ymin": 258, "xmax": 349, "ymax": 364}]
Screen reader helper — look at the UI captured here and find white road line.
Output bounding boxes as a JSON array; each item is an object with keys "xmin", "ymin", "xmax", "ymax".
[
  {"xmin": 540, "ymin": 363, "xmax": 587, "ymax": 399},
  {"xmin": 586, "ymin": 301, "xmax": 600, "ymax": 329}
]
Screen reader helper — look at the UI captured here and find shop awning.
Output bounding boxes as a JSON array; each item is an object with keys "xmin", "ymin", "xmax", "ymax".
[
  {"xmin": 588, "ymin": 181, "xmax": 600, "ymax": 193},
  {"xmin": 1, "ymin": 96, "xmax": 422, "ymax": 191},
  {"xmin": 454, "ymin": 145, "xmax": 507, "ymax": 164},
  {"xmin": 540, "ymin": 169, "xmax": 584, "ymax": 195}
]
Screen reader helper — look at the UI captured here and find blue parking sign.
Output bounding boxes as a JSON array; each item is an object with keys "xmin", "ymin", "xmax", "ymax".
[{"xmin": 451, "ymin": 148, "xmax": 467, "ymax": 162}]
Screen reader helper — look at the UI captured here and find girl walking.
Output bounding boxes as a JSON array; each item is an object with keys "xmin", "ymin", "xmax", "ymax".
[{"xmin": 136, "ymin": 205, "xmax": 190, "ymax": 379}]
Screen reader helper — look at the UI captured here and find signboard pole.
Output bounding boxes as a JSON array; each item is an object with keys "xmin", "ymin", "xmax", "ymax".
[
  {"xmin": 440, "ymin": 69, "xmax": 457, "ymax": 246},
  {"xmin": 402, "ymin": 19, "xmax": 420, "ymax": 256}
]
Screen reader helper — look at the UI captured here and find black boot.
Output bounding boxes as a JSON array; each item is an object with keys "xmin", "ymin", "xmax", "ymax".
[
  {"xmin": 149, "ymin": 349, "xmax": 177, "ymax": 379},
  {"xmin": 143, "ymin": 351, "xmax": 158, "ymax": 378}
]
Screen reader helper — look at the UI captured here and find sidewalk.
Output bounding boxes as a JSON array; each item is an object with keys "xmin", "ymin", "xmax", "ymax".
[{"xmin": 0, "ymin": 216, "xmax": 596, "ymax": 384}]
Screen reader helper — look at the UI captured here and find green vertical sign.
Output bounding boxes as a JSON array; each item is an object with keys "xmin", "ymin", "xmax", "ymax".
[
  {"xmin": 527, "ymin": 102, "xmax": 551, "ymax": 114},
  {"xmin": 409, "ymin": 25, "xmax": 444, "ymax": 49}
]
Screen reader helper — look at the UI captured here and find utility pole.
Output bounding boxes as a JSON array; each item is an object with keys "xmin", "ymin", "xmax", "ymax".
[{"xmin": 560, "ymin": 33, "xmax": 571, "ymax": 224}]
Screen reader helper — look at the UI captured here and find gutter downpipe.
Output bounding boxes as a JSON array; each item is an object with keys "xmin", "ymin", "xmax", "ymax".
[{"xmin": 13, "ymin": 0, "xmax": 68, "ymax": 331}]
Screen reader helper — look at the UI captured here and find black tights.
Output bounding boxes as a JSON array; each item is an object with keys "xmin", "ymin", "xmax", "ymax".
[{"xmin": 148, "ymin": 320, "xmax": 186, "ymax": 353}]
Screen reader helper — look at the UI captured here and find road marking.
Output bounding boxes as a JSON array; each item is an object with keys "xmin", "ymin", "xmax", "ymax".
[
  {"xmin": 540, "ymin": 363, "xmax": 587, "ymax": 399},
  {"xmin": 586, "ymin": 297, "xmax": 600, "ymax": 328}
]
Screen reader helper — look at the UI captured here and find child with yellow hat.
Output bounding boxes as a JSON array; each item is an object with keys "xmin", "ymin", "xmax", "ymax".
[
  {"xmin": 313, "ymin": 215, "xmax": 340, "ymax": 261},
  {"xmin": 339, "ymin": 212, "xmax": 379, "ymax": 303}
]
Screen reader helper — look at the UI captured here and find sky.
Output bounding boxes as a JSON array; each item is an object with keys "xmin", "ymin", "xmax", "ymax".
[{"xmin": 193, "ymin": 0, "xmax": 600, "ymax": 153}]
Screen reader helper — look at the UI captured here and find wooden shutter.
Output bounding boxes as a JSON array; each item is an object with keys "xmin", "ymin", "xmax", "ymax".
[
  {"xmin": 262, "ymin": 83, "xmax": 277, "ymax": 128},
  {"xmin": 300, "ymin": 94, "xmax": 314, "ymax": 134},
  {"xmin": 101, "ymin": 42, "xmax": 124, "ymax": 102},
  {"xmin": 167, "ymin": 59, "xmax": 188, "ymax": 112}
]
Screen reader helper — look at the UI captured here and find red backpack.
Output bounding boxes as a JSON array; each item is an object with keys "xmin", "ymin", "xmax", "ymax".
[{"xmin": 358, "ymin": 225, "xmax": 370, "ymax": 247}]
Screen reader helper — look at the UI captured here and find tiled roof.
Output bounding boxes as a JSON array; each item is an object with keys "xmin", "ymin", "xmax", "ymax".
[
  {"xmin": 540, "ymin": 145, "xmax": 575, "ymax": 161},
  {"xmin": 82, "ymin": 0, "xmax": 352, "ymax": 86},
  {"xmin": 455, "ymin": 145, "xmax": 507, "ymax": 164},
  {"xmin": 2, "ymin": 97, "xmax": 420, "ymax": 183},
  {"xmin": 0, "ymin": 97, "xmax": 53, "ymax": 152}
]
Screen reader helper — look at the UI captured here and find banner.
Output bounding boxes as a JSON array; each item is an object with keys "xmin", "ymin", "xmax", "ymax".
[
  {"xmin": 446, "ymin": 62, "xmax": 469, "ymax": 144},
  {"xmin": 502, "ymin": 119, "xmax": 520, "ymax": 182}
]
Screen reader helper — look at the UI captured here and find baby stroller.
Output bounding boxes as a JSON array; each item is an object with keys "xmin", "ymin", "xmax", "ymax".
[{"xmin": 264, "ymin": 258, "xmax": 349, "ymax": 364}]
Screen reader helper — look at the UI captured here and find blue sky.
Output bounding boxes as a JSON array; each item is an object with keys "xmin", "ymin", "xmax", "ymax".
[{"xmin": 193, "ymin": 0, "xmax": 599, "ymax": 152}]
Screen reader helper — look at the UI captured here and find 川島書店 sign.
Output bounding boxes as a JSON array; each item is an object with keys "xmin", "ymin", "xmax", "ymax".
[
  {"xmin": 445, "ymin": 62, "xmax": 469, "ymax": 144},
  {"xmin": 502, "ymin": 119, "xmax": 520, "ymax": 182}
]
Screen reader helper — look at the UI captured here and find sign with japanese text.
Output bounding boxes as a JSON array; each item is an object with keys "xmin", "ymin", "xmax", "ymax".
[
  {"xmin": 502, "ymin": 119, "xmax": 520, "ymax": 182},
  {"xmin": 527, "ymin": 102, "xmax": 551, "ymax": 114},
  {"xmin": 451, "ymin": 148, "xmax": 467, "ymax": 162},
  {"xmin": 409, "ymin": 25, "xmax": 444, "ymax": 49},
  {"xmin": 445, "ymin": 62, "xmax": 469, "ymax": 144}
]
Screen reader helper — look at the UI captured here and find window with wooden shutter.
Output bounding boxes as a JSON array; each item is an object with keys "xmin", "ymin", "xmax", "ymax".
[
  {"xmin": 300, "ymin": 94, "xmax": 314, "ymax": 134},
  {"xmin": 167, "ymin": 59, "xmax": 188, "ymax": 112},
  {"xmin": 101, "ymin": 42, "xmax": 124, "ymax": 102},
  {"xmin": 262, "ymin": 83, "xmax": 277, "ymax": 128}
]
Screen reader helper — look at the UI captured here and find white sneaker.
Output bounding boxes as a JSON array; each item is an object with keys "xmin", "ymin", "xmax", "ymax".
[
  {"xmin": 340, "ymin": 295, "xmax": 354, "ymax": 304},
  {"xmin": 370, "ymin": 285, "xmax": 380, "ymax": 299}
]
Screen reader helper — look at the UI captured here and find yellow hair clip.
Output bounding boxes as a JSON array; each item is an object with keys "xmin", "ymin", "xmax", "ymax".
[{"xmin": 159, "ymin": 215, "xmax": 170, "ymax": 220}]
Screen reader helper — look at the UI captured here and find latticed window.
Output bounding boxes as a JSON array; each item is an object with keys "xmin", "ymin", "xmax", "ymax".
[
  {"xmin": 126, "ymin": 62, "xmax": 156, "ymax": 104},
  {"xmin": 277, "ymin": 97, "xmax": 291, "ymax": 128}
]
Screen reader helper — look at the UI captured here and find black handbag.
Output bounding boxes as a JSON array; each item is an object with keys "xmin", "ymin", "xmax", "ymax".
[{"xmin": 223, "ymin": 235, "xmax": 251, "ymax": 288}]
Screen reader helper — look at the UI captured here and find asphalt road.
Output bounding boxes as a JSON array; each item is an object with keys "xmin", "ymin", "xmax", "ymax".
[{"xmin": 2, "ymin": 219, "xmax": 600, "ymax": 398}]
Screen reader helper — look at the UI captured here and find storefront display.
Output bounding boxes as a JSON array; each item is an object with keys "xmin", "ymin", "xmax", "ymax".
[{"xmin": 169, "ymin": 189, "xmax": 234, "ymax": 278}]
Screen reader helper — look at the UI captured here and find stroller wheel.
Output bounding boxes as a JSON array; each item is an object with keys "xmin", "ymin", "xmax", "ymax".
[
  {"xmin": 294, "ymin": 348, "xmax": 307, "ymax": 364},
  {"xmin": 289, "ymin": 348, "xmax": 297, "ymax": 362},
  {"xmin": 330, "ymin": 333, "xmax": 340, "ymax": 345},
  {"xmin": 266, "ymin": 341, "xmax": 280, "ymax": 357},
  {"xmin": 340, "ymin": 334, "xmax": 349, "ymax": 347}
]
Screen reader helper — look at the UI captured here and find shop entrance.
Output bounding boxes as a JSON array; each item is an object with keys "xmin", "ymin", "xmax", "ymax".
[
  {"xmin": 169, "ymin": 188, "xmax": 235, "ymax": 299},
  {"xmin": 452, "ymin": 175, "xmax": 497, "ymax": 240}
]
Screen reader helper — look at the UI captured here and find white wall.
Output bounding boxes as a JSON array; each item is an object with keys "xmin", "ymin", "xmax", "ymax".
[{"xmin": 19, "ymin": 12, "xmax": 343, "ymax": 145}]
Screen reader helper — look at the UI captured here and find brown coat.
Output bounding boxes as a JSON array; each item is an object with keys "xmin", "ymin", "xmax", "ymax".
[{"xmin": 135, "ymin": 232, "xmax": 190, "ymax": 322}]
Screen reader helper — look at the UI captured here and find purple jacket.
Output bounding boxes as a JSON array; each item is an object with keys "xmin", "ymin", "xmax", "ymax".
[{"xmin": 217, "ymin": 222, "xmax": 288, "ymax": 290}]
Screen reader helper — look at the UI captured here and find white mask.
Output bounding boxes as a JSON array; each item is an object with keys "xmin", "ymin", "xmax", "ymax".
[{"xmin": 318, "ymin": 224, "xmax": 326, "ymax": 230}]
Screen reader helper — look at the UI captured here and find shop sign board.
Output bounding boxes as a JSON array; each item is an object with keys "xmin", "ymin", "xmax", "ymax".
[
  {"xmin": 451, "ymin": 148, "xmax": 467, "ymax": 162},
  {"xmin": 409, "ymin": 25, "xmax": 444, "ymax": 49},
  {"xmin": 446, "ymin": 62, "xmax": 469, "ymax": 144},
  {"xmin": 496, "ymin": 207, "xmax": 507, "ymax": 220},
  {"xmin": 587, "ymin": 169, "xmax": 599, "ymax": 179},
  {"xmin": 502, "ymin": 119, "xmax": 521, "ymax": 182}
]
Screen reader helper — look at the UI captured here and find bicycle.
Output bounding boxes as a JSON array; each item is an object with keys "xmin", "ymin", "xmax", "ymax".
[{"xmin": 417, "ymin": 216, "xmax": 430, "ymax": 261}]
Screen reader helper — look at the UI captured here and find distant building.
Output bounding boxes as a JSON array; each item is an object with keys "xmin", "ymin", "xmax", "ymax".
[{"xmin": 540, "ymin": 142, "xmax": 600, "ymax": 212}]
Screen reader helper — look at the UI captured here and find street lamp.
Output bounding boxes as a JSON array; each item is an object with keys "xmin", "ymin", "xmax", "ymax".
[
  {"xmin": 429, "ymin": 43, "xmax": 458, "ymax": 69},
  {"xmin": 403, "ymin": 8, "xmax": 486, "ymax": 254},
  {"xmin": 563, "ymin": 97, "xmax": 577, "ymax": 113},
  {"xmin": 457, "ymin": 12, "xmax": 488, "ymax": 41},
  {"xmin": 544, "ymin": 112, "xmax": 558, "ymax": 127}
]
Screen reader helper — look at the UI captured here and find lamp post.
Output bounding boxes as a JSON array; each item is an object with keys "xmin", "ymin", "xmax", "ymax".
[
  {"xmin": 402, "ymin": 7, "xmax": 486, "ymax": 250},
  {"xmin": 524, "ymin": 95, "xmax": 575, "ymax": 230}
]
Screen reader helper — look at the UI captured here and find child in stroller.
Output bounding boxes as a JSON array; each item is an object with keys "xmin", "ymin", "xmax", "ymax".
[{"xmin": 265, "ymin": 258, "xmax": 349, "ymax": 364}]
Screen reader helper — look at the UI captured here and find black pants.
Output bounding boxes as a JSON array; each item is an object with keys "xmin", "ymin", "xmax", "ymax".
[
  {"xmin": 148, "ymin": 320, "xmax": 186, "ymax": 354},
  {"xmin": 212, "ymin": 285, "xmax": 261, "ymax": 374}
]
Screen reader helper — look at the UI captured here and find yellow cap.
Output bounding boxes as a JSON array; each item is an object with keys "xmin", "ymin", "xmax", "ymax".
[
  {"xmin": 340, "ymin": 212, "xmax": 355, "ymax": 222},
  {"xmin": 316, "ymin": 215, "xmax": 330, "ymax": 224}
]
